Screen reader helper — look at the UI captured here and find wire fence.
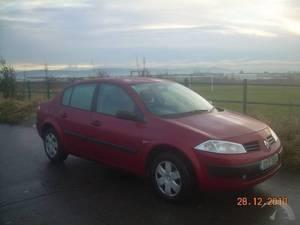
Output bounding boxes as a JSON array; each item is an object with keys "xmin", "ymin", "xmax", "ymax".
[{"xmin": 12, "ymin": 76, "xmax": 300, "ymax": 114}]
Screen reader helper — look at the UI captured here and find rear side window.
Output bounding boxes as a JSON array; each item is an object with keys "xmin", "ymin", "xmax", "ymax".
[
  {"xmin": 62, "ymin": 87, "xmax": 72, "ymax": 106},
  {"xmin": 96, "ymin": 83, "xmax": 135, "ymax": 116},
  {"xmin": 70, "ymin": 84, "xmax": 96, "ymax": 110}
]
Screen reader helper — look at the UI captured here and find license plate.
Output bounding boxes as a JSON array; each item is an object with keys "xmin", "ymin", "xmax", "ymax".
[{"xmin": 259, "ymin": 154, "xmax": 279, "ymax": 171}]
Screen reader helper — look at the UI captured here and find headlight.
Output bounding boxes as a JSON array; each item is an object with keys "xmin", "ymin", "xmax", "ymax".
[
  {"xmin": 269, "ymin": 128, "xmax": 279, "ymax": 142},
  {"xmin": 194, "ymin": 140, "xmax": 246, "ymax": 154}
]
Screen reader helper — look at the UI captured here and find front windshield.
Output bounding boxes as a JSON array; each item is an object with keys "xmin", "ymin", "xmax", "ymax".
[{"xmin": 131, "ymin": 82, "xmax": 213, "ymax": 117}]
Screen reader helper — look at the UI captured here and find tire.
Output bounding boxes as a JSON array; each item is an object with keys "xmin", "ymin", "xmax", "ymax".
[
  {"xmin": 150, "ymin": 152, "xmax": 194, "ymax": 202},
  {"xmin": 43, "ymin": 128, "xmax": 67, "ymax": 163}
]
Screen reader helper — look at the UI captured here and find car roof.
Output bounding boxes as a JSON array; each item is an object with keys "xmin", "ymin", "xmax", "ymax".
[{"xmin": 71, "ymin": 77, "xmax": 169, "ymax": 86}]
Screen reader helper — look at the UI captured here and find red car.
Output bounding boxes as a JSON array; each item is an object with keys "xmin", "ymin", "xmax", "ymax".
[{"xmin": 36, "ymin": 78, "xmax": 282, "ymax": 201}]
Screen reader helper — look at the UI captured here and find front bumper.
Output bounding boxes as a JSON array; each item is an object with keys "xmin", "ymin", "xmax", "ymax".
[
  {"xmin": 207, "ymin": 152, "xmax": 281, "ymax": 179},
  {"xmin": 194, "ymin": 146, "xmax": 282, "ymax": 191}
]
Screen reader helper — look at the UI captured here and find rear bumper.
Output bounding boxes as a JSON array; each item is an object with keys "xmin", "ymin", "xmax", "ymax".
[{"xmin": 194, "ymin": 146, "xmax": 282, "ymax": 191}]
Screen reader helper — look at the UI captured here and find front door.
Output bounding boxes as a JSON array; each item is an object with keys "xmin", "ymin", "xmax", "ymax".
[{"xmin": 89, "ymin": 83, "xmax": 145, "ymax": 170}]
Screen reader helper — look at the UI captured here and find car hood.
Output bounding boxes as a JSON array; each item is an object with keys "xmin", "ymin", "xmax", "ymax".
[{"xmin": 168, "ymin": 110, "xmax": 268, "ymax": 139}]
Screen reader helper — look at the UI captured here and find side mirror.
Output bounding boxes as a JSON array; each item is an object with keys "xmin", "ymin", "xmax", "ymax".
[
  {"xmin": 216, "ymin": 106, "xmax": 224, "ymax": 112},
  {"xmin": 116, "ymin": 110, "xmax": 144, "ymax": 122}
]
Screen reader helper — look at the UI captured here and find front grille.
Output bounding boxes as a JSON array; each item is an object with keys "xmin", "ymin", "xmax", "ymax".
[
  {"xmin": 266, "ymin": 135, "xmax": 276, "ymax": 146},
  {"xmin": 243, "ymin": 134, "xmax": 276, "ymax": 152},
  {"xmin": 243, "ymin": 141, "xmax": 260, "ymax": 151}
]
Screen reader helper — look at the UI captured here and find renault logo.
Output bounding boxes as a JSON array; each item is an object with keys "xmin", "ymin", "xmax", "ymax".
[{"xmin": 264, "ymin": 140, "xmax": 270, "ymax": 150}]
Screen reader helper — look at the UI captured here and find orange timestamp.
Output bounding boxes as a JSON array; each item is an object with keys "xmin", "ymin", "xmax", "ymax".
[{"xmin": 236, "ymin": 196, "xmax": 288, "ymax": 207}]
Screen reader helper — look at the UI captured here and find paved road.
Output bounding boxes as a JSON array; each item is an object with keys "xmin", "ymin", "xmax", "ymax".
[{"xmin": 0, "ymin": 125, "xmax": 299, "ymax": 225}]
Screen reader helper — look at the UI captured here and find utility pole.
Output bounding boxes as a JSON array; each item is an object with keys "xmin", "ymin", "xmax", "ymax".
[
  {"xmin": 44, "ymin": 63, "xmax": 48, "ymax": 79},
  {"xmin": 142, "ymin": 57, "xmax": 146, "ymax": 77},
  {"xmin": 23, "ymin": 71, "xmax": 26, "ymax": 97},
  {"xmin": 136, "ymin": 56, "xmax": 140, "ymax": 76}
]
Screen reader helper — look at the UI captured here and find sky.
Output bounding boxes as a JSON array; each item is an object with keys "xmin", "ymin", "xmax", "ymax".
[{"xmin": 0, "ymin": 0, "xmax": 300, "ymax": 72}]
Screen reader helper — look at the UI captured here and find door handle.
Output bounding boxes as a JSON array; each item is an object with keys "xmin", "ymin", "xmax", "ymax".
[
  {"xmin": 61, "ymin": 112, "xmax": 67, "ymax": 118},
  {"xmin": 91, "ymin": 120, "xmax": 102, "ymax": 127}
]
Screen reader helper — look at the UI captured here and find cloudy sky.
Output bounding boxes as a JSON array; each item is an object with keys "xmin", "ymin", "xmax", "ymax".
[{"xmin": 0, "ymin": 0, "xmax": 300, "ymax": 72}]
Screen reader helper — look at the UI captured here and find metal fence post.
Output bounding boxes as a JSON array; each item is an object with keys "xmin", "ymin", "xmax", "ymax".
[
  {"xmin": 46, "ymin": 79, "xmax": 50, "ymax": 99},
  {"xmin": 22, "ymin": 80, "xmax": 26, "ymax": 98},
  {"xmin": 26, "ymin": 80, "xmax": 31, "ymax": 100},
  {"xmin": 243, "ymin": 79, "xmax": 248, "ymax": 114}
]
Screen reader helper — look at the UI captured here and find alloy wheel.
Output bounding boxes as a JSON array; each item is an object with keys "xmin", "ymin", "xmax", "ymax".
[
  {"xmin": 45, "ymin": 133, "xmax": 58, "ymax": 158},
  {"xmin": 155, "ymin": 161, "xmax": 182, "ymax": 197}
]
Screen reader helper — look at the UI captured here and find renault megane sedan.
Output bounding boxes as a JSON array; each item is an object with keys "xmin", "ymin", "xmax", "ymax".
[{"xmin": 36, "ymin": 78, "xmax": 282, "ymax": 201}]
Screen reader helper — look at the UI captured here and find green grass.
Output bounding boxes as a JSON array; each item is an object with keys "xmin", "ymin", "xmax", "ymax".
[
  {"xmin": 192, "ymin": 84, "xmax": 243, "ymax": 101},
  {"xmin": 190, "ymin": 83, "xmax": 300, "ymax": 120},
  {"xmin": 247, "ymin": 85, "xmax": 300, "ymax": 104},
  {"xmin": 191, "ymin": 83, "xmax": 300, "ymax": 104}
]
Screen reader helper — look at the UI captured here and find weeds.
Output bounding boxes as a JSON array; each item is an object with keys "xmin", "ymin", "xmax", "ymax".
[
  {"xmin": 0, "ymin": 100, "xmax": 36, "ymax": 124},
  {"xmin": 250, "ymin": 112, "xmax": 300, "ymax": 171}
]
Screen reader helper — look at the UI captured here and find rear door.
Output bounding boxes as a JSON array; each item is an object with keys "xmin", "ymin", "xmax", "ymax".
[
  {"xmin": 58, "ymin": 83, "xmax": 97, "ymax": 158},
  {"xmin": 89, "ymin": 83, "xmax": 145, "ymax": 170}
]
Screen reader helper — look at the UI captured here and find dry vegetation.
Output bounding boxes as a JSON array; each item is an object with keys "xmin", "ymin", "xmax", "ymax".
[
  {"xmin": 250, "ymin": 112, "xmax": 300, "ymax": 171},
  {"xmin": 0, "ymin": 99, "xmax": 36, "ymax": 124}
]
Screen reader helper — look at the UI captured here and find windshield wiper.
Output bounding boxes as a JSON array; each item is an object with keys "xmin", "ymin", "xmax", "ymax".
[
  {"xmin": 185, "ymin": 109, "xmax": 209, "ymax": 114},
  {"xmin": 160, "ymin": 109, "xmax": 209, "ymax": 118}
]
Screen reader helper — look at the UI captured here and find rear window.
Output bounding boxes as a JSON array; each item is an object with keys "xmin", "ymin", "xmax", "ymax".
[{"xmin": 70, "ymin": 84, "xmax": 97, "ymax": 110}]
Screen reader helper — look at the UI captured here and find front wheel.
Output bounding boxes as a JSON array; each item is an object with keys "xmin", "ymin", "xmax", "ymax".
[
  {"xmin": 150, "ymin": 152, "xmax": 194, "ymax": 201},
  {"xmin": 43, "ymin": 128, "xmax": 67, "ymax": 163}
]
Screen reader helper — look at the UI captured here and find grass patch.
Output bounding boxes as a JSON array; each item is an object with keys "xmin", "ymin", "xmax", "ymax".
[
  {"xmin": 249, "ymin": 112, "xmax": 300, "ymax": 171},
  {"xmin": 0, "ymin": 99, "xmax": 36, "ymax": 124}
]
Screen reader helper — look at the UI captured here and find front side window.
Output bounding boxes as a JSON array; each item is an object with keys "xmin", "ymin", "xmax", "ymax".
[
  {"xmin": 62, "ymin": 87, "xmax": 72, "ymax": 106},
  {"xmin": 70, "ymin": 84, "xmax": 96, "ymax": 110},
  {"xmin": 131, "ymin": 82, "xmax": 213, "ymax": 117},
  {"xmin": 96, "ymin": 83, "xmax": 135, "ymax": 116}
]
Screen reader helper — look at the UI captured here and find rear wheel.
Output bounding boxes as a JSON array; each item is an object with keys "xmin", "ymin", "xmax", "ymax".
[
  {"xmin": 150, "ymin": 152, "xmax": 194, "ymax": 201},
  {"xmin": 43, "ymin": 128, "xmax": 67, "ymax": 163}
]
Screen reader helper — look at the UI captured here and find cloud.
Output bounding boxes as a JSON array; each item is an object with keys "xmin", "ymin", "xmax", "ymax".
[
  {"xmin": 0, "ymin": 0, "xmax": 299, "ymax": 71},
  {"xmin": 0, "ymin": 0, "xmax": 92, "ymax": 11},
  {"xmin": 140, "ymin": 24, "xmax": 201, "ymax": 31},
  {"xmin": 282, "ymin": 19, "xmax": 300, "ymax": 35},
  {"xmin": 137, "ymin": 23, "xmax": 278, "ymax": 38},
  {"xmin": 0, "ymin": 16, "xmax": 43, "ymax": 24},
  {"xmin": 227, "ymin": 27, "xmax": 278, "ymax": 37}
]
